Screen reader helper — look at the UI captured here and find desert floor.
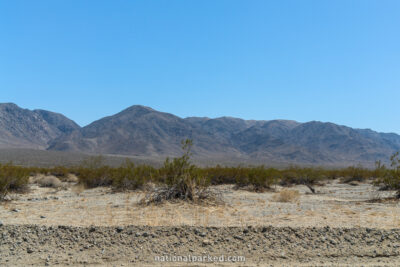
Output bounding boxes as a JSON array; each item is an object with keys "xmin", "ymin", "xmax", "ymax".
[{"xmin": 0, "ymin": 178, "xmax": 399, "ymax": 266}]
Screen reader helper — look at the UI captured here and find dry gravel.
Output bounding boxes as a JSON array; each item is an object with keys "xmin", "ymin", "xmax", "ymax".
[{"xmin": 1, "ymin": 224, "xmax": 400, "ymax": 266}]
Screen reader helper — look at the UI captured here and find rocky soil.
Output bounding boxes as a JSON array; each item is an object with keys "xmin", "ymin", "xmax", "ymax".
[
  {"xmin": 0, "ymin": 224, "xmax": 400, "ymax": 266},
  {"xmin": 1, "ymin": 179, "xmax": 400, "ymax": 266}
]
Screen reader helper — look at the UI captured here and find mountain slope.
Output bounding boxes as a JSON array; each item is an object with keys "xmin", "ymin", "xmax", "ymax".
[
  {"xmin": 0, "ymin": 103, "xmax": 80, "ymax": 149},
  {"xmin": 47, "ymin": 105, "xmax": 400, "ymax": 166},
  {"xmin": 48, "ymin": 105, "xmax": 240, "ymax": 157}
]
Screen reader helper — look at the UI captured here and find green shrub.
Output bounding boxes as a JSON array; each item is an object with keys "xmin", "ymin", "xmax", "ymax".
[
  {"xmin": 112, "ymin": 160, "xmax": 155, "ymax": 190},
  {"xmin": 0, "ymin": 163, "xmax": 30, "ymax": 201},
  {"xmin": 142, "ymin": 139, "xmax": 211, "ymax": 203},
  {"xmin": 340, "ymin": 165, "xmax": 370, "ymax": 183},
  {"xmin": 76, "ymin": 156, "xmax": 114, "ymax": 188},
  {"xmin": 376, "ymin": 152, "xmax": 400, "ymax": 198},
  {"xmin": 203, "ymin": 165, "xmax": 238, "ymax": 185},
  {"xmin": 280, "ymin": 167, "xmax": 326, "ymax": 193},
  {"xmin": 235, "ymin": 166, "xmax": 279, "ymax": 192}
]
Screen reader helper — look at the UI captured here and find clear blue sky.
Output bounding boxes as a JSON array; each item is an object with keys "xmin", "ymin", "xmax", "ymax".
[{"xmin": 1, "ymin": 1, "xmax": 399, "ymax": 133}]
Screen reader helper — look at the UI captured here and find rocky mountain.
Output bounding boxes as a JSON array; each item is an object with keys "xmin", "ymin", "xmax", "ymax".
[
  {"xmin": 0, "ymin": 103, "xmax": 399, "ymax": 166},
  {"xmin": 47, "ymin": 105, "xmax": 240, "ymax": 157},
  {"xmin": 46, "ymin": 104, "xmax": 400, "ymax": 166},
  {"xmin": 0, "ymin": 103, "xmax": 80, "ymax": 149}
]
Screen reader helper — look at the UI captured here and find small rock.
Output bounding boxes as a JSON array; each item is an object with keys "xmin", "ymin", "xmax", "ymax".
[
  {"xmin": 116, "ymin": 226, "xmax": 124, "ymax": 233},
  {"xmin": 27, "ymin": 248, "xmax": 34, "ymax": 254},
  {"xmin": 234, "ymin": 235, "xmax": 243, "ymax": 240},
  {"xmin": 40, "ymin": 216, "xmax": 46, "ymax": 219},
  {"xmin": 202, "ymin": 239, "xmax": 212, "ymax": 246},
  {"xmin": 0, "ymin": 220, "xmax": 3, "ymax": 227},
  {"xmin": 11, "ymin": 208, "xmax": 20, "ymax": 213}
]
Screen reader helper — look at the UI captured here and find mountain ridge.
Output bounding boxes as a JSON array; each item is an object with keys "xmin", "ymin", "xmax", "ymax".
[
  {"xmin": 1, "ymin": 103, "xmax": 399, "ymax": 166},
  {"xmin": 0, "ymin": 103, "xmax": 80, "ymax": 149}
]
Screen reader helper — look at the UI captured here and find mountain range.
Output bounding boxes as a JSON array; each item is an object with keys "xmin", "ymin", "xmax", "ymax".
[{"xmin": 1, "ymin": 102, "xmax": 399, "ymax": 167}]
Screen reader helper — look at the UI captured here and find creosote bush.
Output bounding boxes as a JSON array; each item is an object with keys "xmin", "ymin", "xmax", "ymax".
[
  {"xmin": 339, "ymin": 165, "xmax": 370, "ymax": 184},
  {"xmin": 234, "ymin": 166, "xmax": 279, "ymax": 192},
  {"xmin": 0, "ymin": 163, "xmax": 30, "ymax": 201},
  {"xmin": 2, "ymin": 148, "xmax": 400, "ymax": 202},
  {"xmin": 141, "ymin": 139, "xmax": 212, "ymax": 204},
  {"xmin": 76, "ymin": 156, "xmax": 114, "ymax": 188},
  {"xmin": 376, "ymin": 152, "xmax": 400, "ymax": 198},
  {"xmin": 112, "ymin": 160, "xmax": 155, "ymax": 191},
  {"xmin": 76, "ymin": 156, "xmax": 155, "ymax": 190}
]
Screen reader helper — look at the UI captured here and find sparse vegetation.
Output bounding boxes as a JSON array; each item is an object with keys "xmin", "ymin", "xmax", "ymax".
[
  {"xmin": 1, "ymin": 147, "xmax": 400, "ymax": 202},
  {"xmin": 141, "ymin": 139, "xmax": 212, "ymax": 204},
  {"xmin": 112, "ymin": 160, "xmax": 154, "ymax": 191},
  {"xmin": 32, "ymin": 175, "xmax": 62, "ymax": 188},
  {"xmin": 0, "ymin": 163, "xmax": 30, "ymax": 201},
  {"xmin": 234, "ymin": 166, "xmax": 279, "ymax": 192},
  {"xmin": 272, "ymin": 189, "xmax": 300, "ymax": 203},
  {"xmin": 339, "ymin": 165, "xmax": 370, "ymax": 184},
  {"xmin": 376, "ymin": 152, "xmax": 400, "ymax": 198}
]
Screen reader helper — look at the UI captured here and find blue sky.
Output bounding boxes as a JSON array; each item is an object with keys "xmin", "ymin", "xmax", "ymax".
[{"xmin": 1, "ymin": 1, "xmax": 399, "ymax": 133}]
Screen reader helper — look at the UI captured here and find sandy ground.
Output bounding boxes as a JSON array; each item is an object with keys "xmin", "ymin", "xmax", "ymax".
[
  {"xmin": 1, "ymin": 178, "xmax": 400, "ymax": 266},
  {"xmin": 1, "ymin": 179, "xmax": 399, "ymax": 228}
]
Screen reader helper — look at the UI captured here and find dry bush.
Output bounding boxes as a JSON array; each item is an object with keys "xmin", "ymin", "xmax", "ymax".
[
  {"xmin": 71, "ymin": 183, "xmax": 85, "ymax": 195},
  {"xmin": 34, "ymin": 175, "xmax": 62, "ymax": 188},
  {"xmin": 65, "ymin": 174, "xmax": 79, "ymax": 183},
  {"xmin": 272, "ymin": 189, "xmax": 300, "ymax": 203}
]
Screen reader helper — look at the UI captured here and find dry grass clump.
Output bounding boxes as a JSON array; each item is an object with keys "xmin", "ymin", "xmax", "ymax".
[
  {"xmin": 71, "ymin": 183, "xmax": 85, "ymax": 195},
  {"xmin": 31, "ymin": 175, "xmax": 62, "ymax": 188},
  {"xmin": 65, "ymin": 174, "xmax": 79, "ymax": 183},
  {"xmin": 272, "ymin": 189, "xmax": 300, "ymax": 203},
  {"xmin": 37, "ymin": 176, "xmax": 62, "ymax": 188}
]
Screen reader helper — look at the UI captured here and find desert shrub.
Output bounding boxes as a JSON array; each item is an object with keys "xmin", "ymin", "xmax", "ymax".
[
  {"xmin": 280, "ymin": 167, "xmax": 324, "ymax": 193},
  {"xmin": 0, "ymin": 163, "xmax": 30, "ymax": 201},
  {"xmin": 65, "ymin": 173, "xmax": 79, "ymax": 183},
  {"xmin": 35, "ymin": 175, "xmax": 62, "ymax": 188},
  {"xmin": 340, "ymin": 165, "xmax": 371, "ymax": 183},
  {"xmin": 235, "ymin": 166, "xmax": 279, "ymax": 192},
  {"xmin": 47, "ymin": 166, "xmax": 70, "ymax": 180},
  {"xmin": 77, "ymin": 166, "xmax": 114, "ymax": 188},
  {"xmin": 112, "ymin": 160, "xmax": 155, "ymax": 190},
  {"xmin": 203, "ymin": 165, "xmax": 239, "ymax": 185},
  {"xmin": 372, "ymin": 160, "xmax": 387, "ymax": 179},
  {"xmin": 141, "ymin": 139, "xmax": 211, "ymax": 204},
  {"xmin": 76, "ymin": 156, "xmax": 114, "ymax": 188},
  {"xmin": 376, "ymin": 152, "xmax": 400, "ymax": 198},
  {"xmin": 272, "ymin": 189, "xmax": 300, "ymax": 203},
  {"xmin": 324, "ymin": 169, "xmax": 341, "ymax": 180}
]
